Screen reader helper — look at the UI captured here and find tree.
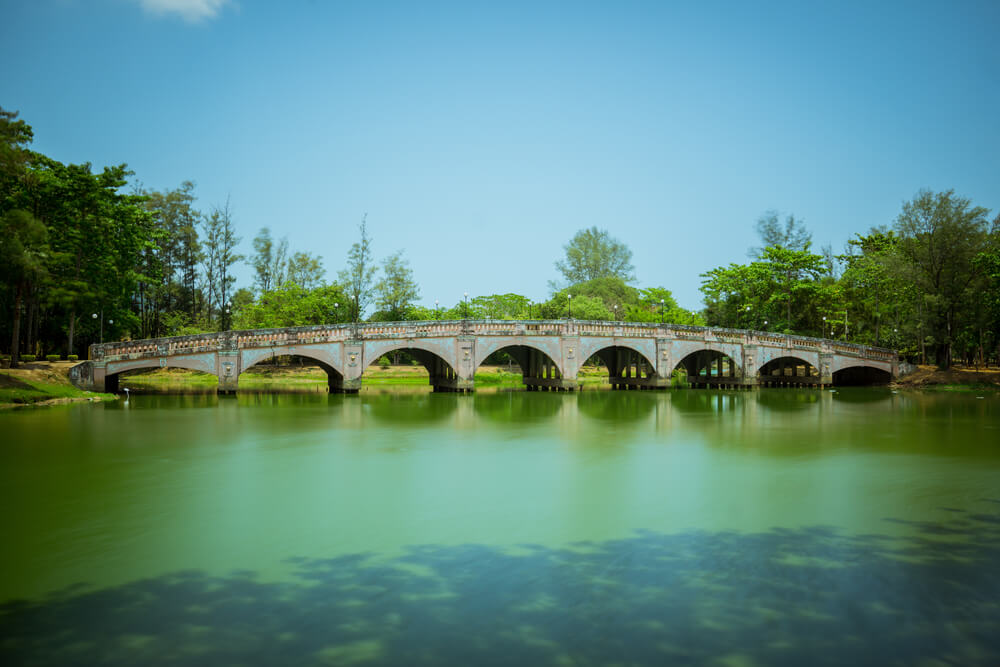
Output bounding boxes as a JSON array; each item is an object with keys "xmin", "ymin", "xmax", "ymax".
[
  {"xmin": 338, "ymin": 215, "xmax": 377, "ymax": 323},
  {"xmin": 286, "ymin": 251, "xmax": 325, "ymax": 290},
  {"xmin": 554, "ymin": 227, "xmax": 635, "ymax": 284},
  {"xmin": 234, "ymin": 283, "xmax": 348, "ymax": 329},
  {"xmin": 250, "ymin": 227, "xmax": 287, "ymax": 294},
  {"xmin": 751, "ymin": 211, "xmax": 811, "ymax": 257},
  {"xmin": 201, "ymin": 198, "xmax": 243, "ymax": 329},
  {"xmin": 1, "ymin": 210, "xmax": 48, "ymax": 366},
  {"xmin": 373, "ymin": 250, "xmax": 419, "ymax": 321},
  {"xmin": 894, "ymin": 189, "xmax": 992, "ymax": 368}
]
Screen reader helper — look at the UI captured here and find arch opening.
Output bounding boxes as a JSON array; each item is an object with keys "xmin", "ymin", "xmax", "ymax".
[
  {"xmin": 832, "ymin": 365, "xmax": 891, "ymax": 386},
  {"xmin": 758, "ymin": 356, "xmax": 820, "ymax": 387},
  {"xmin": 366, "ymin": 347, "xmax": 464, "ymax": 392},
  {"xmin": 110, "ymin": 366, "xmax": 217, "ymax": 394},
  {"xmin": 589, "ymin": 346, "xmax": 663, "ymax": 390},
  {"xmin": 479, "ymin": 345, "xmax": 571, "ymax": 391},
  {"xmin": 674, "ymin": 350, "xmax": 742, "ymax": 388},
  {"xmin": 240, "ymin": 354, "xmax": 345, "ymax": 393}
]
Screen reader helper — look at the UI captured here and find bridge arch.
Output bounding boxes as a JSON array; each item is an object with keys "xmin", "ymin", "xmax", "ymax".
[
  {"xmin": 241, "ymin": 346, "xmax": 346, "ymax": 392},
  {"xmin": 241, "ymin": 353, "xmax": 345, "ymax": 393},
  {"xmin": 103, "ymin": 354, "xmax": 218, "ymax": 393},
  {"xmin": 582, "ymin": 343, "xmax": 661, "ymax": 390},
  {"xmin": 475, "ymin": 342, "xmax": 568, "ymax": 391},
  {"xmin": 364, "ymin": 340, "xmax": 465, "ymax": 392},
  {"xmin": 757, "ymin": 355, "xmax": 820, "ymax": 386},
  {"xmin": 674, "ymin": 349, "xmax": 742, "ymax": 388},
  {"xmin": 832, "ymin": 364, "xmax": 891, "ymax": 386}
]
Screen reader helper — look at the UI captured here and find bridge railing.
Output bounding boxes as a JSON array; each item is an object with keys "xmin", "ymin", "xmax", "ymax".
[{"xmin": 89, "ymin": 319, "xmax": 897, "ymax": 364}]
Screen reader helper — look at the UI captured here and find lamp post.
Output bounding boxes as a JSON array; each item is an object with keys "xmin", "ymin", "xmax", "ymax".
[
  {"xmin": 822, "ymin": 315, "xmax": 827, "ymax": 339},
  {"xmin": 435, "ymin": 299, "xmax": 440, "ymax": 320},
  {"xmin": 567, "ymin": 294, "xmax": 573, "ymax": 319},
  {"xmin": 463, "ymin": 292, "xmax": 469, "ymax": 319},
  {"xmin": 763, "ymin": 320, "xmax": 768, "ymax": 331},
  {"xmin": 332, "ymin": 302, "xmax": 339, "ymax": 325},
  {"xmin": 660, "ymin": 298, "xmax": 665, "ymax": 323},
  {"xmin": 613, "ymin": 304, "xmax": 618, "ymax": 321},
  {"xmin": 744, "ymin": 304, "xmax": 750, "ymax": 329},
  {"xmin": 92, "ymin": 310, "xmax": 103, "ymax": 344}
]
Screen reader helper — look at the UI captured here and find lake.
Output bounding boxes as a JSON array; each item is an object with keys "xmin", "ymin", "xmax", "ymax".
[{"xmin": 2, "ymin": 388, "xmax": 998, "ymax": 665}]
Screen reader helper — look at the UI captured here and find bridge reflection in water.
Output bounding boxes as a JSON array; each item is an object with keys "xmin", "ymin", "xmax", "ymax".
[{"xmin": 70, "ymin": 319, "xmax": 898, "ymax": 394}]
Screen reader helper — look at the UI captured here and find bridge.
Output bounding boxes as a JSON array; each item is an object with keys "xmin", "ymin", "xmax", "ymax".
[{"xmin": 69, "ymin": 319, "xmax": 899, "ymax": 394}]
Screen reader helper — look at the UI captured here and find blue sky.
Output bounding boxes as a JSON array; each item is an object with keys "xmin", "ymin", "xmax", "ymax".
[{"xmin": 2, "ymin": 0, "xmax": 998, "ymax": 310}]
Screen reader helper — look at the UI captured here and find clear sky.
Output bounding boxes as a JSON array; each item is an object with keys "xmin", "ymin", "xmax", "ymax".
[{"xmin": 2, "ymin": 0, "xmax": 998, "ymax": 310}]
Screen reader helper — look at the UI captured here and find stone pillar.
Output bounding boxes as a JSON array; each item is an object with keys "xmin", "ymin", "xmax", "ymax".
[
  {"xmin": 455, "ymin": 336, "xmax": 476, "ymax": 392},
  {"xmin": 342, "ymin": 341, "xmax": 364, "ymax": 393},
  {"xmin": 742, "ymin": 344, "xmax": 759, "ymax": 388},
  {"xmin": 217, "ymin": 350, "xmax": 240, "ymax": 394},
  {"xmin": 819, "ymin": 353, "xmax": 834, "ymax": 387}
]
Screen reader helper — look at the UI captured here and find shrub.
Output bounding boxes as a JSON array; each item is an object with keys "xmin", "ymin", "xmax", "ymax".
[
  {"xmin": 21, "ymin": 354, "xmax": 36, "ymax": 362},
  {"xmin": 46, "ymin": 354, "xmax": 61, "ymax": 362},
  {"xmin": 68, "ymin": 354, "xmax": 79, "ymax": 361},
  {"xmin": 378, "ymin": 356, "xmax": 391, "ymax": 369}
]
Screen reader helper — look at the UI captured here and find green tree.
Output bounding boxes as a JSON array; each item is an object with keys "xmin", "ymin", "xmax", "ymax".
[
  {"xmin": 201, "ymin": 199, "xmax": 243, "ymax": 329},
  {"xmin": 250, "ymin": 227, "xmax": 288, "ymax": 294},
  {"xmin": 555, "ymin": 227, "xmax": 635, "ymax": 284},
  {"xmin": 338, "ymin": 216, "xmax": 377, "ymax": 323},
  {"xmin": 751, "ymin": 211, "xmax": 812, "ymax": 257},
  {"xmin": 894, "ymin": 189, "xmax": 992, "ymax": 368},
  {"xmin": 235, "ymin": 283, "xmax": 348, "ymax": 329},
  {"xmin": 373, "ymin": 250, "xmax": 419, "ymax": 321},
  {"xmin": 286, "ymin": 251, "xmax": 325, "ymax": 290}
]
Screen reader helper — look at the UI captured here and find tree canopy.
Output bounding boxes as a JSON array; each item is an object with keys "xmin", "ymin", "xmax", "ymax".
[{"xmin": 554, "ymin": 227, "xmax": 635, "ymax": 285}]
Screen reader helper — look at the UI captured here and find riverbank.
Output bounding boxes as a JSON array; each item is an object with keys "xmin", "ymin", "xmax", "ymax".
[
  {"xmin": 893, "ymin": 364, "xmax": 1000, "ymax": 391},
  {"xmin": 0, "ymin": 363, "xmax": 114, "ymax": 409}
]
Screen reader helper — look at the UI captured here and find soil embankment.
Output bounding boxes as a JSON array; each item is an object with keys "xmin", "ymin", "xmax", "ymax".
[
  {"xmin": 0, "ymin": 362, "xmax": 113, "ymax": 409},
  {"xmin": 893, "ymin": 364, "xmax": 1000, "ymax": 390}
]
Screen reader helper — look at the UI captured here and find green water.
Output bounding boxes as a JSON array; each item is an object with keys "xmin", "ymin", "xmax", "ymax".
[{"xmin": 2, "ymin": 389, "xmax": 998, "ymax": 665}]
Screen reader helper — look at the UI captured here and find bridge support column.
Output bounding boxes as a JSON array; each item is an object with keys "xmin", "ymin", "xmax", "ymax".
[
  {"xmin": 741, "ymin": 344, "xmax": 759, "ymax": 389},
  {"xmin": 217, "ymin": 351, "xmax": 239, "ymax": 394},
  {"xmin": 819, "ymin": 353, "xmax": 833, "ymax": 387},
  {"xmin": 338, "ymin": 341, "xmax": 364, "ymax": 393}
]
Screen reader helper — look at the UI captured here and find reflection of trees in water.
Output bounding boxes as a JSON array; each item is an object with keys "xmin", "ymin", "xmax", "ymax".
[
  {"xmin": 830, "ymin": 387, "xmax": 893, "ymax": 404},
  {"xmin": 755, "ymin": 388, "xmax": 821, "ymax": 412},
  {"xmin": 363, "ymin": 393, "xmax": 458, "ymax": 425},
  {"xmin": 575, "ymin": 390, "xmax": 658, "ymax": 423},
  {"xmin": 666, "ymin": 390, "xmax": 747, "ymax": 415},
  {"xmin": 473, "ymin": 391, "xmax": 564, "ymax": 423},
  {"xmin": 4, "ymin": 506, "xmax": 998, "ymax": 666}
]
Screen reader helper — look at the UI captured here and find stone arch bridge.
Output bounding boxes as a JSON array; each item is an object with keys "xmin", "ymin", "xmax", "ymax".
[{"xmin": 70, "ymin": 319, "xmax": 899, "ymax": 394}]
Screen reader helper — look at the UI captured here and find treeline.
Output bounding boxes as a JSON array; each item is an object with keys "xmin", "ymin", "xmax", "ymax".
[
  {"xmin": 3, "ymin": 107, "xmax": 998, "ymax": 370},
  {"xmin": 700, "ymin": 200, "xmax": 1000, "ymax": 368}
]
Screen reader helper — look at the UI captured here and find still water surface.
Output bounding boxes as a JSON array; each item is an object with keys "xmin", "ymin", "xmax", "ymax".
[{"xmin": 2, "ymin": 389, "xmax": 999, "ymax": 665}]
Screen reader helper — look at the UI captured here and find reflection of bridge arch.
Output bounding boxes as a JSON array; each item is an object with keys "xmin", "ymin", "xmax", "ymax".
[
  {"xmin": 674, "ymin": 349, "xmax": 742, "ymax": 388},
  {"xmin": 101, "ymin": 354, "xmax": 217, "ymax": 394},
  {"xmin": 758, "ymin": 356, "xmax": 820, "ymax": 387}
]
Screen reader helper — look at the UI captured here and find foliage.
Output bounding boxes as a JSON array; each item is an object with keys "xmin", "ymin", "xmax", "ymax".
[
  {"xmin": 250, "ymin": 227, "xmax": 287, "ymax": 294},
  {"xmin": 286, "ymin": 251, "xmax": 325, "ymax": 290},
  {"xmin": 554, "ymin": 227, "xmax": 635, "ymax": 285},
  {"xmin": 338, "ymin": 216, "xmax": 377, "ymax": 322},
  {"xmin": 751, "ymin": 211, "xmax": 812, "ymax": 257},
  {"xmin": 234, "ymin": 283, "xmax": 348, "ymax": 329},
  {"xmin": 372, "ymin": 250, "xmax": 419, "ymax": 321}
]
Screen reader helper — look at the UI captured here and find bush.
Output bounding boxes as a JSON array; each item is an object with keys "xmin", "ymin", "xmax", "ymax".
[
  {"xmin": 21, "ymin": 354, "xmax": 36, "ymax": 362},
  {"xmin": 68, "ymin": 354, "xmax": 79, "ymax": 361},
  {"xmin": 46, "ymin": 354, "xmax": 61, "ymax": 362},
  {"xmin": 378, "ymin": 356, "xmax": 391, "ymax": 369}
]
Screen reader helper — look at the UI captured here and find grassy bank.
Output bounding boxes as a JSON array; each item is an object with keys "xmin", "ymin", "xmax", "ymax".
[
  {"xmin": 893, "ymin": 365, "xmax": 1000, "ymax": 392},
  {"xmin": 119, "ymin": 364, "xmax": 614, "ymax": 391},
  {"xmin": 0, "ymin": 363, "xmax": 115, "ymax": 408}
]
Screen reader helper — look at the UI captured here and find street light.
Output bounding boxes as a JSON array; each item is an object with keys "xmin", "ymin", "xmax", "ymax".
[
  {"xmin": 92, "ymin": 311, "xmax": 103, "ymax": 344},
  {"xmin": 463, "ymin": 292, "xmax": 469, "ymax": 319},
  {"xmin": 822, "ymin": 315, "xmax": 827, "ymax": 339},
  {"xmin": 613, "ymin": 304, "xmax": 618, "ymax": 321},
  {"xmin": 435, "ymin": 299, "xmax": 440, "ymax": 320},
  {"xmin": 332, "ymin": 302, "xmax": 339, "ymax": 325},
  {"xmin": 567, "ymin": 294, "xmax": 573, "ymax": 319},
  {"xmin": 660, "ymin": 298, "xmax": 665, "ymax": 323}
]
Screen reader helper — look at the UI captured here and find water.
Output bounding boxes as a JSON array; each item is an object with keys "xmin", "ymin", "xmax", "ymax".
[{"xmin": 2, "ymin": 389, "xmax": 998, "ymax": 665}]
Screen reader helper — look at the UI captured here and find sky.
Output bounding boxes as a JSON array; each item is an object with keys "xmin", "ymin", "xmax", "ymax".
[{"xmin": 2, "ymin": 0, "xmax": 998, "ymax": 310}]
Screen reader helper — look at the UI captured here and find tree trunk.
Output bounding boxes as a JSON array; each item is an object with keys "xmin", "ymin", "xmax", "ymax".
[
  {"xmin": 67, "ymin": 307, "xmax": 76, "ymax": 357},
  {"xmin": 10, "ymin": 282, "xmax": 23, "ymax": 368}
]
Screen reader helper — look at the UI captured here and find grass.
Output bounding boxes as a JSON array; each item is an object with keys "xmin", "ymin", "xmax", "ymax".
[{"xmin": 0, "ymin": 370, "xmax": 114, "ymax": 407}]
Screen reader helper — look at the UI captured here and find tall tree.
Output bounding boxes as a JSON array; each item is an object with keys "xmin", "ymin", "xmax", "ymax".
[
  {"xmin": 286, "ymin": 251, "xmax": 325, "ymax": 290},
  {"xmin": 555, "ymin": 227, "xmax": 635, "ymax": 284},
  {"xmin": 894, "ymin": 189, "xmax": 991, "ymax": 368},
  {"xmin": 338, "ymin": 215, "xmax": 377, "ymax": 323},
  {"xmin": 751, "ymin": 211, "xmax": 812, "ymax": 257},
  {"xmin": 201, "ymin": 198, "xmax": 243, "ymax": 328},
  {"xmin": 250, "ymin": 227, "xmax": 288, "ymax": 294},
  {"xmin": 374, "ymin": 250, "xmax": 419, "ymax": 321}
]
